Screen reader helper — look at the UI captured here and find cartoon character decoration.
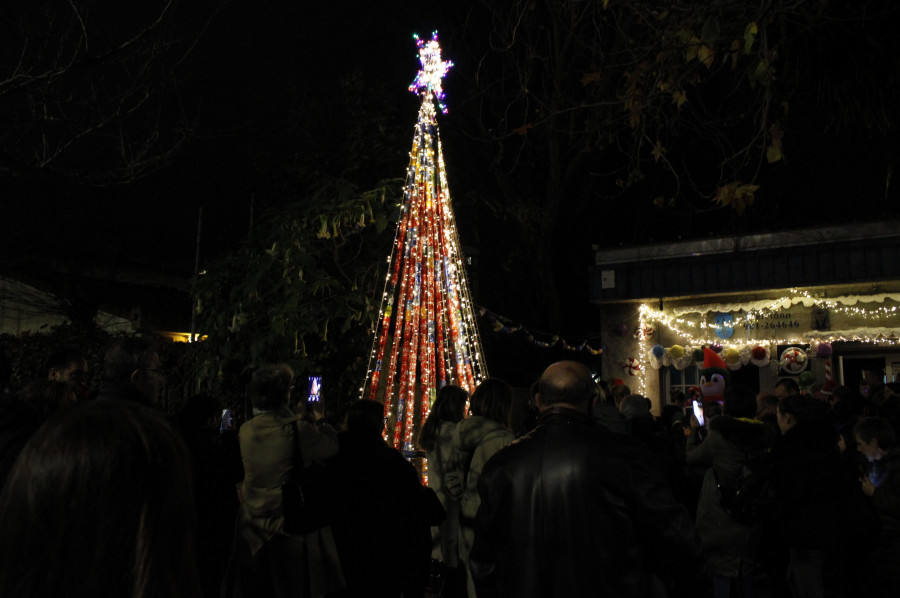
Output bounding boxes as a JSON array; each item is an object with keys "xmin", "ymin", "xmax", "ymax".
[{"xmin": 699, "ymin": 347, "xmax": 731, "ymax": 405}]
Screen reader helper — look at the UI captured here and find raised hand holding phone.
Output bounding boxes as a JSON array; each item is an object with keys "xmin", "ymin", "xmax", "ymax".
[
  {"xmin": 307, "ymin": 376, "xmax": 322, "ymax": 403},
  {"xmin": 305, "ymin": 375, "xmax": 325, "ymax": 421}
]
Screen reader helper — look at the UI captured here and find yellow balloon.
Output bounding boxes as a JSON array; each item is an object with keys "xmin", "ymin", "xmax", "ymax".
[
  {"xmin": 669, "ymin": 345, "xmax": 685, "ymax": 359},
  {"xmin": 724, "ymin": 347, "xmax": 741, "ymax": 363}
]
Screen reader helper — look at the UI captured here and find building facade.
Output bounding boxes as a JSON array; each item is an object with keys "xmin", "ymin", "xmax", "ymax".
[{"xmin": 590, "ymin": 221, "xmax": 900, "ymax": 413}]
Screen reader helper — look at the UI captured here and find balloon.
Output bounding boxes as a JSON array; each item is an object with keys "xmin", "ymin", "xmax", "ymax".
[
  {"xmin": 724, "ymin": 347, "xmax": 741, "ymax": 364},
  {"xmin": 651, "ymin": 345, "xmax": 665, "ymax": 359},
  {"xmin": 816, "ymin": 343, "xmax": 833, "ymax": 359},
  {"xmin": 799, "ymin": 371, "xmax": 816, "ymax": 387},
  {"xmin": 750, "ymin": 345, "xmax": 770, "ymax": 367},
  {"xmin": 692, "ymin": 348, "xmax": 705, "ymax": 362},
  {"xmin": 669, "ymin": 345, "xmax": 685, "ymax": 359}
]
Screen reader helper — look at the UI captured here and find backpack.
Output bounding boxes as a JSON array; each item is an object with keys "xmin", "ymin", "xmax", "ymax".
[{"xmin": 713, "ymin": 446, "xmax": 777, "ymax": 525}]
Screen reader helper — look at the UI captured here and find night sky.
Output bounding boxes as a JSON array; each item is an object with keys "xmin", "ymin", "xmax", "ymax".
[
  {"xmin": 1, "ymin": 1, "xmax": 451, "ymax": 280},
  {"xmin": 2, "ymin": 1, "xmax": 899, "ymax": 380}
]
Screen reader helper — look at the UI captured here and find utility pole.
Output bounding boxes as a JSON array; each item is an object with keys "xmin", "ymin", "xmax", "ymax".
[{"xmin": 190, "ymin": 206, "xmax": 202, "ymax": 343}]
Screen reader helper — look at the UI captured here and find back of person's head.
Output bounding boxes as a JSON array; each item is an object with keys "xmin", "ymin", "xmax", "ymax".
[
  {"xmin": 103, "ymin": 337, "xmax": 157, "ymax": 384},
  {"xmin": 17, "ymin": 379, "xmax": 76, "ymax": 420},
  {"xmin": 248, "ymin": 363, "xmax": 293, "ymax": 411},
  {"xmin": 832, "ymin": 385, "xmax": 855, "ymax": 403},
  {"xmin": 611, "ymin": 384, "xmax": 631, "ymax": 404},
  {"xmin": 724, "ymin": 385, "xmax": 758, "ymax": 419},
  {"xmin": 418, "ymin": 385, "xmax": 468, "ymax": 451},
  {"xmin": 671, "ymin": 390, "xmax": 686, "ymax": 406},
  {"xmin": 778, "ymin": 393, "xmax": 827, "ymax": 424},
  {"xmin": 43, "ymin": 348, "xmax": 86, "ymax": 377},
  {"xmin": 854, "ymin": 416, "xmax": 896, "ymax": 451},
  {"xmin": 177, "ymin": 393, "xmax": 223, "ymax": 429},
  {"xmin": 620, "ymin": 395, "xmax": 651, "ymax": 419},
  {"xmin": 346, "ymin": 399, "xmax": 386, "ymax": 438},
  {"xmin": 705, "ymin": 402, "xmax": 724, "ymax": 420},
  {"xmin": 432, "ymin": 385, "xmax": 468, "ymax": 423},
  {"xmin": 775, "ymin": 377, "xmax": 800, "ymax": 397},
  {"xmin": 594, "ymin": 381, "xmax": 609, "ymax": 406},
  {"xmin": 0, "ymin": 400, "xmax": 200, "ymax": 597},
  {"xmin": 538, "ymin": 361, "xmax": 598, "ymax": 408},
  {"xmin": 597, "ymin": 379, "xmax": 610, "ymax": 400},
  {"xmin": 757, "ymin": 393, "xmax": 779, "ymax": 416},
  {"xmin": 470, "ymin": 378, "xmax": 513, "ymax": 425}
]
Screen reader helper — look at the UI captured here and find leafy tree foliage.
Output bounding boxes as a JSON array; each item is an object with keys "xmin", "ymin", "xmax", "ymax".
[
  {"xmin": 0, "ymin": 0, "xmax": 219, "ymax": 327},
  {"xmin": 0, "ymin": 0, "xmax": 202, "ymax": 186},
  {"xmin": 191, "ymin": 178, "xmax": 402, "ymax": 413}
]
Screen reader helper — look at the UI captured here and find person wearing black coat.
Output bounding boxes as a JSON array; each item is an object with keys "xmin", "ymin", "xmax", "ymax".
[
  {"xmin": 854, "ymin": 416, "xmax": 900, "ymax": 594},
  {"xmin": 325, "ymin": 400, "xmax": 445, "ymax": 598},
  {"xmin": 471, "ymin": 361, "xmax": 708, "ymax": 598},
  {"xmin": 176, "ymin": 394, "xmax": 243, "ymax": 598},
  {"xmin": 0, "ymin": 391, "xmax": 39, "ymax": 492},
  {"xmin": 775, "ymin": 394, "xmax": 840, "ymax": 598}
]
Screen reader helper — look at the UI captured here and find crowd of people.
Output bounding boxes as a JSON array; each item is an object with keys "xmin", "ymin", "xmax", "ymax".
[
  {"xmin": 422, "ymin": 367, "xmax": 900, "ymax": 598},
  {"xmin": 1, "ymin": 338, "xmax": 899, "ymax": 598}
]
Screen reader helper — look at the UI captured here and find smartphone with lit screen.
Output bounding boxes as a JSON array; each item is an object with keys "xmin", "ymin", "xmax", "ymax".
[
  {"xmin": 219, "ymin": 409, "xmax": 234, "ymax": 433},
  {"xmin": 692, "ymin": 400, "xmax": 705, "ymax": 427},
  {"xmin": 307, "ymin": 375, "xmax": 322, "ymax": 403}
]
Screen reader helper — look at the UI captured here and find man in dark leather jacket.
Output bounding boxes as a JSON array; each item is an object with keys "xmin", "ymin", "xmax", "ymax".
[{"xmin": 470, "ymin": 361, "xmax": 708, "ymax": 598}]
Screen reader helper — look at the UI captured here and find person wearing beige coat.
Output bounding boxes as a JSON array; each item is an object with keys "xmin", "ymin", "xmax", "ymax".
[
  {"xmin": 230, "ymin": 364, "xmax": 343, "ymax": 598},
  {"xmin": 445, "ymin": 378, "xmax": 515, "ymax": 598}
]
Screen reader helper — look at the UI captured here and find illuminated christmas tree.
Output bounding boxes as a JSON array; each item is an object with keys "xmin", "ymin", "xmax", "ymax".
[{"xmin": 362, "ymin": 33, "xmax": 487, "ymax": 451}]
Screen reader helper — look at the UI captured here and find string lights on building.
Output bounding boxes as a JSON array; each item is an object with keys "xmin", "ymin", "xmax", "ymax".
[
  {"xmin": 634, "ymin": 288, "xmax": 900, "ymax": 391},
  {"xmin": 361, "ymin": 33, "xmax": 487, "ymax": 451},
  {"xmin": 639, "ymin": 289, "xmax": 900, "ymax": 348}
]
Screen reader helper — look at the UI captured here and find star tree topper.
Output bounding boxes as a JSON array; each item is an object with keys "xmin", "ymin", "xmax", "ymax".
[{"xmin": 408, "ymin": 32, "xmax": 453, "ymax": 113}]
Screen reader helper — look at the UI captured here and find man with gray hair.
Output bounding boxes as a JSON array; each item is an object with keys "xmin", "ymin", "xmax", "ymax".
[
  {"xmin": 95, "ymin": 337, "xmax": 162, "ymax": 406},
  {"xmin": 471, "ymin": 360, "xmax": 707, "ymax": 597}
]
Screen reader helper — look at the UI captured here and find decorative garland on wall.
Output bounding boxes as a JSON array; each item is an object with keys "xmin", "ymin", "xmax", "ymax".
[
  {"xmin": 637, "ymin": 289, "xmax": 900, "ymax": 374},
  {"xmin": 477, "ymin": 306, "xmax": 604, "ymax": 355}
]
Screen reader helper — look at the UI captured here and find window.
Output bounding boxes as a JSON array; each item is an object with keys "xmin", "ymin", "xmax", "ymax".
[{"xmin": 665, "ymin": 366, "xmax": 699, "ymax": 403}]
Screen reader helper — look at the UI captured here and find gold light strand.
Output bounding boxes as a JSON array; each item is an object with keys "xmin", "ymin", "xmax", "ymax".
[
  {"xmin": 361, "ymin": 36, "xmax": 487, "ymax": 452},
  {"xmin": 638, "ymin": 288, "xmax": 900, "ymax": 351}
]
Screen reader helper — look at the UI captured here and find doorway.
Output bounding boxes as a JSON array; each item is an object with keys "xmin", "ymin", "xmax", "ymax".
[{"xmin": 839, "ymin": 356, "xmax": 886, "ymax": 397}]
